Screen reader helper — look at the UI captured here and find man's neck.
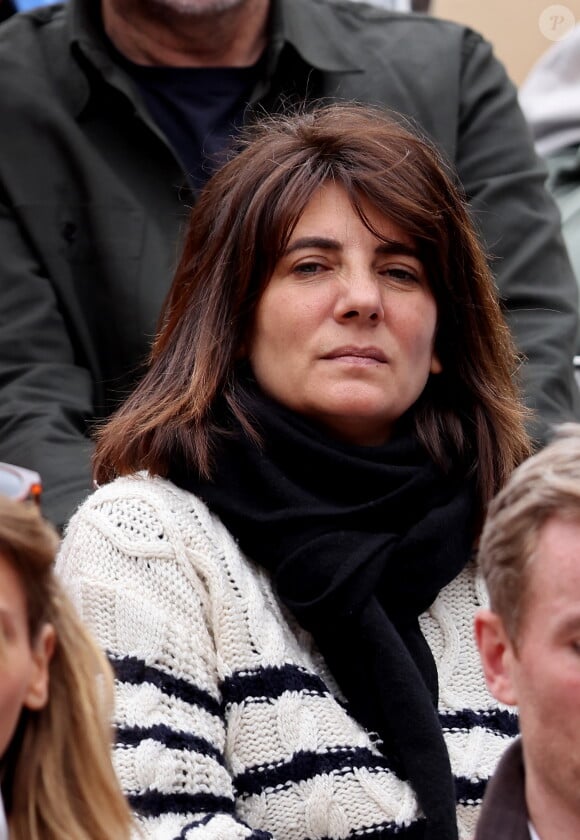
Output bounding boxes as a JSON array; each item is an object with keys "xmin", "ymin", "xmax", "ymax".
[
  {"xmin": 526, "ymin": 772, "xmax": 580, "ymax": 840},
  {"xmin": 101, "ymin": 0, "xmax": 271, "ymax": 67}
]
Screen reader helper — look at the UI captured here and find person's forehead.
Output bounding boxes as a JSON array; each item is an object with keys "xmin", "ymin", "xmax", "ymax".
[
  {"xmin": 0, "ymin": 549, "xmax": 27, "ymax": 618},
  {"xmin": 526, "ymin": 514, "xmax": 580, "ymax": 615},
  {"xmin": 288, "ymin": 183, "xmax": 418, "ymax": 248}
]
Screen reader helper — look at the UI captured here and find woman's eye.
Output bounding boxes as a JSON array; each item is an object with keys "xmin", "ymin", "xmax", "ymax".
[
  {"xmin": 380, "ymin": 266, "xmax": 418, "ymax": 283},
  {"xmin": 294, "ymin": 261, "xmax": 325, "ymax": 275}
]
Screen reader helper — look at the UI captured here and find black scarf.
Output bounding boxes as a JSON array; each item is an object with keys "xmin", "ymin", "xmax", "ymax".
[{"xmin": 170, "ymin": 381, "xmax": 476, "ymax": 840}]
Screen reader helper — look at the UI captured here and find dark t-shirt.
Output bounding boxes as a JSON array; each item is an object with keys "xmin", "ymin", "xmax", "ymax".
[{"xmin": 122, "ymin": 59, "xmax": 263, "ymax": 189}]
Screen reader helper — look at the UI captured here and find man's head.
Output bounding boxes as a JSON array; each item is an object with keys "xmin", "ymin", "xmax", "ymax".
[
  {"xmin": 100, "ymin": 0, "xmax": 270, "ymax": 67},
  {"xmin": 475, "ymin": 423, "xmax": 580, "ymax": 825},
  {"xmin": 477, "ymin": 422, "xmax": 580, "ymax": 641}
]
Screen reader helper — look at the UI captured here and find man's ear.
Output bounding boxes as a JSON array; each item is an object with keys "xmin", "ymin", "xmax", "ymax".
[
  {"xmin": 474, "ymin": 608, "xmax": 519, "ymax": 706},
  {"xmin": 24, "ymin": 623, "xmax": 56, "ymax": 711}
]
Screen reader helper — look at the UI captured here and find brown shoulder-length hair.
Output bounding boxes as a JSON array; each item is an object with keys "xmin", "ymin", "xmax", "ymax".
[{"xmin": 94, "ymin": 104, "xmax": 531, "ymax": 517}]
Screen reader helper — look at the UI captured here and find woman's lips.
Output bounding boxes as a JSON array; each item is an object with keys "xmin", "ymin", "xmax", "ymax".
[{"xmin": 323, "ymin": 346, "xmax": 388, "ymax": 364}]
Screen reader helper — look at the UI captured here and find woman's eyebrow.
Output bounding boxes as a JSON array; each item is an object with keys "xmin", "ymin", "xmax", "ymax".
[
  {"xmin": 284, "ymin": 237, "xmax": 342, "ymax": 255},
  {"xmin": 376, "ymin": 241, "xmax": 421, "ymax": 258},
  {"xmin": 284, "ymin": 237, "xmax": 421, "ymax": 259}
]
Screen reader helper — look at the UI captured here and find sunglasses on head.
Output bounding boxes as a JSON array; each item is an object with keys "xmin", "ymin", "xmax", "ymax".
[{"xmin": 0, "ymin": 462, "xmax": 42, "ymax": 505}]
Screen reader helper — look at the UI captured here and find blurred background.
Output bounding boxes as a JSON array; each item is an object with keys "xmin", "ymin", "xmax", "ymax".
[{"xmin": 433, "ymin": 0, "xmax": 576, "ymax": 85}]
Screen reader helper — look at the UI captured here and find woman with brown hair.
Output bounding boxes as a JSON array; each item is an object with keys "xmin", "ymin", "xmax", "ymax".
[
  {"xmin": 0, "ymin": 491, "xmax": 133, "ymax": 840},
  {"xmin": 58, "ymin": 104, "xmax": 530, "ymax": 840}
]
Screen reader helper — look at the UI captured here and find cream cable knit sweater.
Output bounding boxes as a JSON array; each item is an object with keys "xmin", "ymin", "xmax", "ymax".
[{"xmin": 56, "ymin": 474, "xmax": 517, "ymax": 840}]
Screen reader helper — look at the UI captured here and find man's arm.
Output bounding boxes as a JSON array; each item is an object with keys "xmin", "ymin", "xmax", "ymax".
[
  {"xmin": 0, "ymin": 193, "xmax": 95, "ymax": 528},
  {"xmin": 456, "ymin": 28, "xmax": 580, "ymax": 443}
]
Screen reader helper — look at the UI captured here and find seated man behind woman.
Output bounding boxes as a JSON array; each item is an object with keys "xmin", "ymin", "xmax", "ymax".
[{"xmin": 57, "ymin": 104, "xmax": 531, "ymax": 840}]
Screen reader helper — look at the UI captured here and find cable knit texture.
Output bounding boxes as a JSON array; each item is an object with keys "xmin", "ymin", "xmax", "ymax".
[{"xmin": 56, "ymin": 475, "xmax": 518, "ymax": 840}]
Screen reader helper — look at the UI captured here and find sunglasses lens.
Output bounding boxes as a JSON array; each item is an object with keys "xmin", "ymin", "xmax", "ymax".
[
  {"xmin": 0, "ymin": 463, "xmax": 42, "ymax": 504},
  {"xmin": 0, "ymin": 469, "xmax": 24, "ymax": 499}
]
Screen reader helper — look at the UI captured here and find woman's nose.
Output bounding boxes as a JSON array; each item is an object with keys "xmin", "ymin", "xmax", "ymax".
[{"xmin": 334, "ymin": 271, "xmax": 384, "ymax": 322}]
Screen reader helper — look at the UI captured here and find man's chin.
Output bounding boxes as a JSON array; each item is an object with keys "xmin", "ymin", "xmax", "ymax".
[{"xmin": 144, "ymin": 0, "xmax": 247, "ymax": 15}]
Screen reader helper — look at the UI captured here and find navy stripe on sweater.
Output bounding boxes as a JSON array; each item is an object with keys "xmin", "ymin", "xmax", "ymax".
[
  {"xmin": 116, "ymin": 723, "xmax": 224, "ymax": 765},
  {"xmin": 318, "ymin": 821, "xmax": 427, "ymax": 840},
  {"xmin": 128, "ymin": 790, "xmax": 234, "ymax": 819},
  {"xmin": 175, "ymin": 815, "xmax": 423, "ymax": 840},
  {"xmin": 455, "ymin": 775, "xmax": 488, "ymax": 805},
  {"xmin": 110, "ymin": 654, "xmax": 222, "ymax": 717},
  {"xmin": 439, "ymin": 708, "xmax": 519, "ymax": 738},
  {"xmin": 222, "ymin": 663, "xmax": 330, "ymax": 707},
  {"xmin": 178, "ymin": 814, "xmax": 271, "ymax": 839},
  {"xmin": 235, "ymin": 746, "xmax": 394, "ymax": 798}
]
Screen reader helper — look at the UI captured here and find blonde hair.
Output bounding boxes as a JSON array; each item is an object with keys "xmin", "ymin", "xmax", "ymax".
[
  {"xmin": 0, "ymin": 496, "xmax": 133, "ymax": 840},
  {"xmin": 478, "ymin": 423, "xmax": 580, "ymax": 641}
]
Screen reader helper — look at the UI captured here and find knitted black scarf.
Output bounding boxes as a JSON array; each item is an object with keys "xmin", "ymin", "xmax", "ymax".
[{"xmin": 170, "ymin": 381, "xmax": 476, "ymax": 840}]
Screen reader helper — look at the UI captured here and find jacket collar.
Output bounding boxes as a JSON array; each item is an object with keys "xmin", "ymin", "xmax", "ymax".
[
  {"xmin": 475, "ymin": 739, "xmax": 530, "ymax": 840},
  {"xmin": 270, "ymin": 0, "xmax": 362, "ymax": 74},
  {"xmin": 66, "ymin": 0, "xmax": 141, "ymax": 113},
  {"xmin": 65, "ymin": 0, "xmax": 363, "ymax": 118}
]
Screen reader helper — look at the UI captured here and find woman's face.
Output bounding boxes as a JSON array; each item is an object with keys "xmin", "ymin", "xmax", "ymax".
[
  {"xmin": 0, "ymin": 550, "xmax": 54, "ymax": 758},
  {"xmin": 249, "ymin": 183, "xmax": 441, "ymax": 445}
]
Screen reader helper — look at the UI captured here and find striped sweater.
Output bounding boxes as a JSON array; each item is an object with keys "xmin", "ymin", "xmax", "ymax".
[{"xmin": 56, "ymin": 474, "xmax": 518, "ymax": 840}]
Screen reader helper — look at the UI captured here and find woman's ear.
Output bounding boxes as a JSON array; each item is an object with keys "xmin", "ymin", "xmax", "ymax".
[
  {"xmin": 430, "ymin": 352, "xmax": 442, "ymax": 375},
  {"xmin": 474, "ymin": 608, "xmax": 518, "ymax": 706},
  {"xmin": 24, "ymin": 623, "xmax": 56, "ymax": 711}
]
